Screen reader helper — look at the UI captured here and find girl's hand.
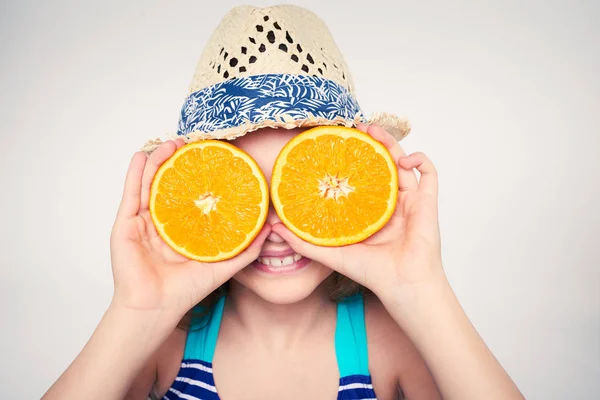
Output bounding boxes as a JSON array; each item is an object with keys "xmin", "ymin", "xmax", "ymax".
[
  {"xmin": 275, "ymin": 126, "xmax": 526, "ymax": 400},
  {"xmin": 110, "ymin": 140, "xmax": 270, "ymax": 320},
  {"xmin": 272, "ymin": 123, "xmax": 443, "ymax": 302}
]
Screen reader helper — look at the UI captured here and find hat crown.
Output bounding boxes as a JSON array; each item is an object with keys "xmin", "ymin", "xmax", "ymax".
[
  {"xmin": 190, "ymin": 5, "xmax": 355, "ymax": 95},
  {"xmin": 140, "ymin": 5, "xmax": 410, "ymax": 155}
]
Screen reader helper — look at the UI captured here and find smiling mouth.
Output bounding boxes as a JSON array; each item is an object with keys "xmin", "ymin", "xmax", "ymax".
[
  {"xmin": 256, "ymin": 253, "xmax": 303, "ymax": 267},
  {"xmin": 252, "ymin": 252, "xmax": 310, "ymax": 274}
]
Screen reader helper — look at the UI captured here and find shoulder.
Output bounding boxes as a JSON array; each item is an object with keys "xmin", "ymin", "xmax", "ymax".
[{"xmin": 364, "ymin": 293, "xmax": 441, "ymax": 400}]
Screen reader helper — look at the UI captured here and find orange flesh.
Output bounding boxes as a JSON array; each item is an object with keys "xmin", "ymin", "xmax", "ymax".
[
  {"xmin": 271, "ymin": 126, "xmax": 398, "ymax": 246},
  {"xmin": 150, "ymin": 141, "xmax": 269, "ymax": 262}
]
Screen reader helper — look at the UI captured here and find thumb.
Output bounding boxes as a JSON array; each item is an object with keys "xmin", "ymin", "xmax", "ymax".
[
  {"xmin": 271, "ymin": 223, "xmax": 369, "ymax": 285},
  {"xmin": 271, "ymin": 223, "xmax": 337, "ymax": 267},
  {"xmin": 178, "ymin": 224, "xmax": 272, "ymax": 301},
  {"xmin": 211, "ymin": 224, "xmax": 272, "ymax": 286}
]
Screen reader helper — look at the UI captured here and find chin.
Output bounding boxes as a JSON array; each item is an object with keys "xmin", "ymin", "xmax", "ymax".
[{"xmin": 232, "ymin": 258, "xmax": 334, "ymax": 305}]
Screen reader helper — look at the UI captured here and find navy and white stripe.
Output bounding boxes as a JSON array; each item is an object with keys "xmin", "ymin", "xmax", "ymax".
[
  {"xmin": 163, "ymin": 361, "xmax": 378, "ymax": 400},
  {"xmin": 338, "ymin": 374, "xmax": 377, "ymax": 400},
  {"xmin": 165, "ymin": 359, "xmax": 219, "ymax": 400}
]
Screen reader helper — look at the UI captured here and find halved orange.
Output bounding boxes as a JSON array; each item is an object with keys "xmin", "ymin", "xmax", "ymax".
[
  {"xmin": 150, "ymin": 141, "xmax": 269, "ymax": 262},
  {"xmin": 271, "ymin": 126, "xmax": 398, "ymax": 246}
]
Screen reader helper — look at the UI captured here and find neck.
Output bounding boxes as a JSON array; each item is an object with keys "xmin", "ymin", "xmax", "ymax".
[{"xmin": 226, "ymin": 280, "xmax": 336, "ymax": 351}]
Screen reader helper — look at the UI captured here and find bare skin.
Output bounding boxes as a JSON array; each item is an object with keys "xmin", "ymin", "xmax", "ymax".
[
  {"xmin": 135, "ymin": 287, "xmax": 440, "ymax": 400},
  {"xmin": 43, "ymin": 125, "xmax": 524, "ymax": 400}
]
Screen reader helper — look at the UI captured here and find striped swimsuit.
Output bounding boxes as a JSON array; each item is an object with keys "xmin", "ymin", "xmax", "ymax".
[{"xmin": 162, "ymin": 294, "xmax": 377, "ymax": 400}]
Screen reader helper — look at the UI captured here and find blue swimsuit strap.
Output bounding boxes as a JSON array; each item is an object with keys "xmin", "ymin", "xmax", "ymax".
[
  {"xmin": 183, "ymin": 296, "xmax": 226, "ymax": 362},
  {"xmin": 335, "ymin": 293, "xmax": 370, "ymax": 377}
]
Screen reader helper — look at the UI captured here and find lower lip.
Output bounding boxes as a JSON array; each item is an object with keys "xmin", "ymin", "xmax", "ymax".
[{"xmin": 251, "ymin": 256, "xmax": 311, "ymax": 275}]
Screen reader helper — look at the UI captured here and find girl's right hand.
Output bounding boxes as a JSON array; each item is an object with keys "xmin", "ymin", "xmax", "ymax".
[{"xmin": 110, "ymin": 139, "xmax": 270, "ymax": 321}]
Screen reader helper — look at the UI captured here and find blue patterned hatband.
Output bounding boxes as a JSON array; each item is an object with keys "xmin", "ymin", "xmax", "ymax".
[{"xmin": 177, "ymin": 74, "xmax": 365, "ymax": 136}]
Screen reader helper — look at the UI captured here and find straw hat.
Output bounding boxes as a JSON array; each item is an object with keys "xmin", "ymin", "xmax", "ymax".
[{"xmin": 142, "ymin": 5, "xmax": 410, "ymax": 154}]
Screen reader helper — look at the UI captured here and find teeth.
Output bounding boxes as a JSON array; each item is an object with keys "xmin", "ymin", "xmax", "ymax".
[
  {"xmin": 257, "ymin": 257, "xmax": 270, "ymax": 266},
  {"xmin": 282, "ymin": 256, "xmax": 294, "ymax": 266},
  {"xmin": 257, "ymin": 253, "xmax": 303, "ymax": 268}
]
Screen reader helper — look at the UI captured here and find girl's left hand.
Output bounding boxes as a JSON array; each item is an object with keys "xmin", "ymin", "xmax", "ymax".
[{"xmin": 272, "ymin": 123, "xmax": 444, "ymax": 302}]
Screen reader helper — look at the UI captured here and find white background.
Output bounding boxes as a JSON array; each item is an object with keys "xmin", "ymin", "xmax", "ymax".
[{"xmin": 1, "ymin": 0, "xmax": 599, "ymax": 398}]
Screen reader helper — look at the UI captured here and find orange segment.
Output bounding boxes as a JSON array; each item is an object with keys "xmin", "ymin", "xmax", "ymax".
[
  {"xmin": 271, "ymin": 126, "xmax": 398, "ymax": 246},
  {"xmin": 150, "ymin": 141, "xmax": 269, "ymax": 262}
]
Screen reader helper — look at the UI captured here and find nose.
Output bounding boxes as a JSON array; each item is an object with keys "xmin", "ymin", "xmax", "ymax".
[{"xmin": 265, "ymin": 205, "xmax": 285, "ymax": 243}]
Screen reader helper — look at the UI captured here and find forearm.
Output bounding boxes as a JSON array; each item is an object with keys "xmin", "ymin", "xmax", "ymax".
[
  {"xmin": 383, "ymin": 273, "xmax": 524, "ymax": 400},
  {"xmin": 43, "ymin": 302, "xmax": 175, "ymax": 400}
]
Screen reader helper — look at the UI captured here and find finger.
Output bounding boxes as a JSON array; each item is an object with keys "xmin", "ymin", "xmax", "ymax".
[
  {"xmin": 116, "ymin": 152, "xmax": 147, "ymax": 220},
  {"xmin": 174, "ymin": 138, "xmax": 186, "ymax": 149},
  {"xmin": 398, "ymin": 152, "xmax": 438, "ymax": 197},
  {"xmin": 272, "ymin": 223, "xmax": 372, "ymax": 284},
  {"xmin": 271, "ymin": 223, "xmax": 333, "ymax": 265},
  {"xmin": 207, "ymin": 224, "xmax": 272, "ymax": 288},
  {"xmin": 367, "ymin": 124, "xmax": 400, "ymax": 156},
  {"xmin": 356, "ymin": 122, "xmax": 369, "ymax": 133},
  {"xmin": 175, "ymin": 225, "xmax": 272, "ymax": 301},
  {"xmin": 140, "ymin": 141, "xmax": 178, "ymax": 210},
  {"xmin": 271, "ymin": 223, "xmax": 363, "ymax": 276},
  {"xmin": 366, "ymin": 124, "xmax": 418, "ymax": 192}
]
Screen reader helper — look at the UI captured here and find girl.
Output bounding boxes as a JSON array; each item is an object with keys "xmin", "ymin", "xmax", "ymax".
[{"xmin": 43, "ymin": 5, "xmax": 524, "ymax": 400}]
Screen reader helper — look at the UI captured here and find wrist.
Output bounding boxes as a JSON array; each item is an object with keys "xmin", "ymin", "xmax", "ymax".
[
  {"xmin": 95, "ymin": 302, "xmax": 177, "ymax": 384},
  {"xmin": 376, "ymin": 265, "xmax": 453, "ymax": 329},
  {"xmin": 106, "ymin": 297, "xmax": 182, "ymax": 340}
]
